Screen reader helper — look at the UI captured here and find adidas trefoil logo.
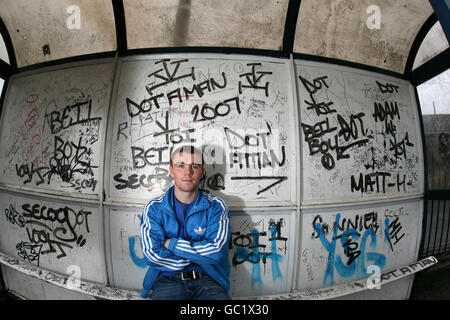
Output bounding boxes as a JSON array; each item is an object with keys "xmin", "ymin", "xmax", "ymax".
[{"xmin": 194, "ymin": 226, "xmax": 206, "ymax": 235}]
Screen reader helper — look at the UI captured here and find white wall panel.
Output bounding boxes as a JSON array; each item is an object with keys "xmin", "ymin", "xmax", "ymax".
[
  {"xmin": 108, "ymin": 208, "xmax": 296, "ymax": 298},
  {"xmin": 297, "ymin": 199, "xmax": 422, "ymax": 294},
  {"xmin": 0, "ymin": 191, "xmax": 106, "ymax": 284}
]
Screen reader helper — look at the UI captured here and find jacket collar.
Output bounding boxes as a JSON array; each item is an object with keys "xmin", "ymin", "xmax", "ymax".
[{"xmin": 161, "ymin": 186, "xmax": 211, "ymax": 216}]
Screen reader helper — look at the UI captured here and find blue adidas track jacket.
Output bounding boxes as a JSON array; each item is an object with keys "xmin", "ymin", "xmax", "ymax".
[{"xmin": 140, "ymin": 186, "xmax": 231, "ymax": 298}]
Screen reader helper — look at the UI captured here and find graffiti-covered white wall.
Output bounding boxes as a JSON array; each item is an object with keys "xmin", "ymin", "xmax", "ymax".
[
  {"xmin": 0, "ymin": 53, "xmax": 424, "ymax": 299},
  {"xmin": 109, "ymin": 208, "xmax": 296, "ymax": 298},
  {"xmin": 298, "ymin": 200, "xmax": 422, "ymax": 292},
  {"xmin": 295, "ymin": 60, "xmax": 423, "ymax": 204},
  {"xmin": 106, "ymin": 55, "xmax": 297, "ymax": 206}
]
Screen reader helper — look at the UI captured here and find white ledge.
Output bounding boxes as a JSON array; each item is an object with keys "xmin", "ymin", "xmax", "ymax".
[{"xmin": 0, "ymin": 251, "xmax": 437, "ymax": 300}]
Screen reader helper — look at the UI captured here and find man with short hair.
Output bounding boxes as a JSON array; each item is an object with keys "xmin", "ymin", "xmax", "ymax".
[{"xmin": 140, "ymin": 145, "xmax": 231, "ymax": 300}]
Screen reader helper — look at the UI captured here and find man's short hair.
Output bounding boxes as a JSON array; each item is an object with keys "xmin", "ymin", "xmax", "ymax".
[{"xmin": 170, "ymin": 145, "xmax": 204, "ymax": 166}]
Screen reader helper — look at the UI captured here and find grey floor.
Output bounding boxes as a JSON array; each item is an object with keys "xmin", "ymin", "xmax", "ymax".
[{"xmin": 410, "ymin": 251, "xmax": 450, "ymax": 300}]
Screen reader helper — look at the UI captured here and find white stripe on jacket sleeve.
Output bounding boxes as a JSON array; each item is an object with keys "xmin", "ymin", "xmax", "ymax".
[{"xmin": 141, "ymin": 196, "xmax": 191, "ymax": 270}]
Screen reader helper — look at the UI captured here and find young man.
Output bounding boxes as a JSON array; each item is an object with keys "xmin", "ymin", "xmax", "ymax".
[{"xmin": 140, "ymin": 145, "xmax": 231, "ymax": 300}]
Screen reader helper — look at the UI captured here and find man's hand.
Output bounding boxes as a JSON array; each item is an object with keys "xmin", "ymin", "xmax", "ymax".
[{"xmin": 164, "ymin": 238, "xmax": 171, "ymax": 249}]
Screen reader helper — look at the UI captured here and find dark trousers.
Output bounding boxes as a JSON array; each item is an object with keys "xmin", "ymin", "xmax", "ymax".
[{"xmin": 151, "ymin": 273, "xmax": 231, "ymax": 300}]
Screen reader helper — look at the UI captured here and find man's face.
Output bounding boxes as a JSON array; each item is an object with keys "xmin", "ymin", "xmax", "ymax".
[{"xmin": 169, "ymin": 151, "xmax": 205, "ymax": 193}]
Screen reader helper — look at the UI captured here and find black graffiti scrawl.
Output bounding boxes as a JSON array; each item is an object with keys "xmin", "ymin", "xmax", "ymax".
[
  {"xmin": 298, "ymin": 65, "xmax": 421, "ymax": 201},
  {"xmin": 4, "ymin": 201, "xmax": 91, "ymax": 266},
  {"xmin": 112, "ymin": 58, "xmax": 292, "ymax": 202}
]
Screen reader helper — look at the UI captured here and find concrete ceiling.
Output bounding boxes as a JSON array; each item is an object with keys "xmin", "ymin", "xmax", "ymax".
[{"xmin": 0, "ymin": 0, "xmax": 448, "ymax": 74}]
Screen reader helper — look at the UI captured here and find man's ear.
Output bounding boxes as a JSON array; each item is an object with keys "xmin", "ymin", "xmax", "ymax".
[{"xmin": 169, "ymin": 165, "xmax": 174, "ymax": 178}]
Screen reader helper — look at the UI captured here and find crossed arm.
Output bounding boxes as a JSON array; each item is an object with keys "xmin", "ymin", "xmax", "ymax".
[{"xmin": 141, "ymin": 202, "xmax": 230, "ymax": 270}]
